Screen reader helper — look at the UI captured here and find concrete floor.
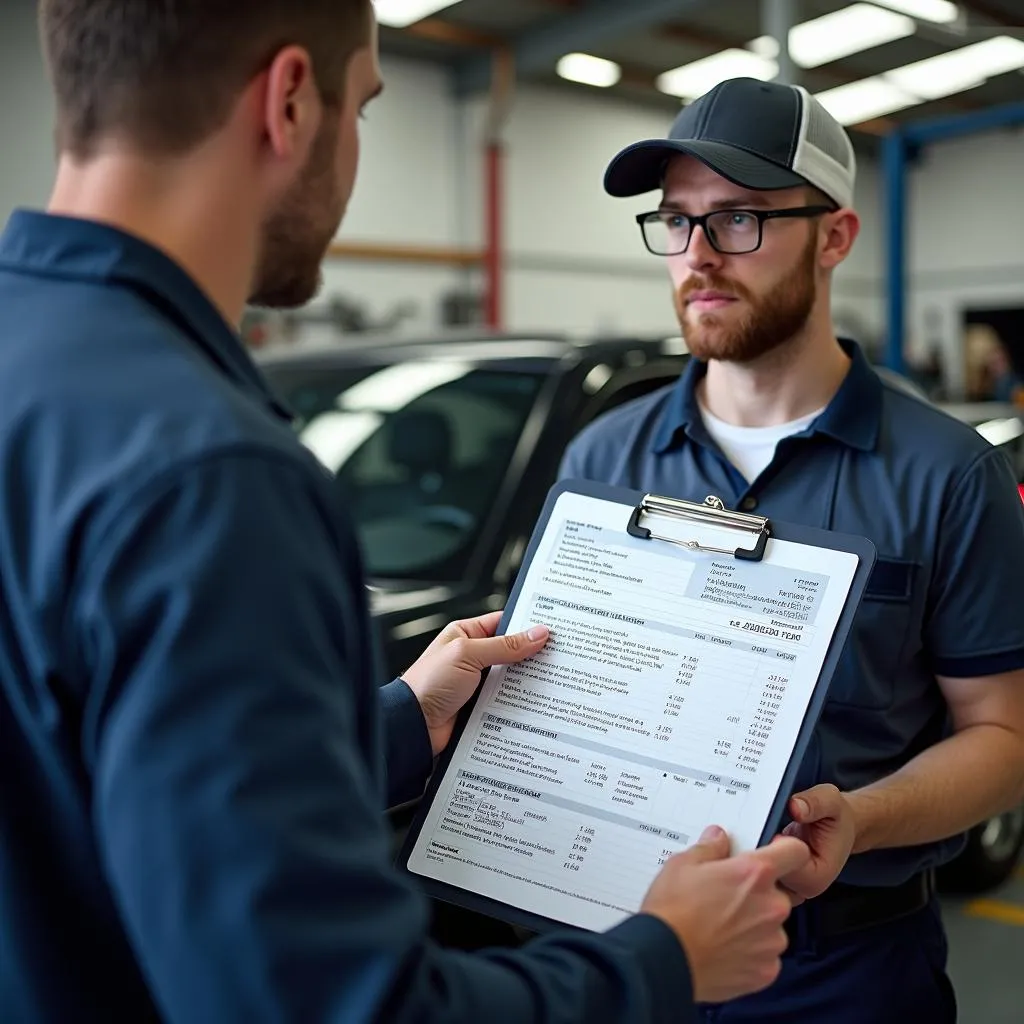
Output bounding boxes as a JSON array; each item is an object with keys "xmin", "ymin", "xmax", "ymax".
[{"xmin": 943, "ymin": 867, "xmax": 1024, "ymax": 1023}]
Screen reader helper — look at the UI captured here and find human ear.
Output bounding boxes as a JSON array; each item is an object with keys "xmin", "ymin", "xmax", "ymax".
[
  {"xmin": 262, "ymin": 45, "xmax": 321, "ymax": 165},
  {"xmin": 819, "ymin": 209, "xmax": 860, "ymax": 270}
]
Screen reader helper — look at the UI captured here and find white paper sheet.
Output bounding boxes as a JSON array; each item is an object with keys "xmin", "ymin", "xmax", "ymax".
[{"xmin": 407, "ymin": 490, "xmax": 860, "ymax": 932}]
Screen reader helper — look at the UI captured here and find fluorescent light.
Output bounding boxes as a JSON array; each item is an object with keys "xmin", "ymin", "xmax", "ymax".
[
  {"xmin": 373, "ymin": 0, "xmax": 463, "ymax": 28},
  {"xmin": 747, "ymin": 35, "xmax": 781, "ymax": 60},
  {"xmin": 556, "ymin": 53, "xmax": 622, "ymax": 89},
  {"xmin": 886, "ymin": 55, "xmax": 984, "ymax": 100},
  {"xmin": 815, "ymin": 76, "xmax": 919, "ymax": 124},
  {"xmin": 978, "ymin": 34, "xmax": 1024, "ymax": 75},
  {"xmin": 889, "ymin": 35, "xmax": 1024, "ymax": 98},
  {"xmin": 819, "ymin": 34, "xmax": 1024, "ymax": 123},
  {"xmin": 788, "ymin": 4, "xmax": 915, "ymax": 69},
  {"xmin": 657, "ymin": 49, "xmax": 778, "ymax": 99},
  {"xmin": 972, "ymin": 34, "xmax": 1024, "ymax": 76},
  {"xmin": 869, "ymin": 0, "xmax": 960, "ymax": 24}
]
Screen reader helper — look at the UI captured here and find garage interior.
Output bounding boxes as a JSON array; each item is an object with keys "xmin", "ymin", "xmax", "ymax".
[{"xmin": 1, "ymin": 0, "xmax": 1022, "ymax": 1021}]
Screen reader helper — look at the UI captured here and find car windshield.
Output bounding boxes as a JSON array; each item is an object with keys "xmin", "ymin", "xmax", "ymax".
[{"xmin": 263, "ymin": 359, "xmax": 545, "ymax": 582}]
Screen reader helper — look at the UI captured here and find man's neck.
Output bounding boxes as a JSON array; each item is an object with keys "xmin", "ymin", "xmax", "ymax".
[
  {"xmin": 699, "ymin": 324, "xmax": 851, "ymax": 428},
  {"xmin": 46, "ymin": 150, "xmax": 256, "ymax": 326}
]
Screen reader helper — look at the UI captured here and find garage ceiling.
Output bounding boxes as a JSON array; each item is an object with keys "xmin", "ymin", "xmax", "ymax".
[{"xmin": 377, "ymin": 0, "xmax": 1024, "ymax": 137}]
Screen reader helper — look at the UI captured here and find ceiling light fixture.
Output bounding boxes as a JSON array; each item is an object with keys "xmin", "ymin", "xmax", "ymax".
[
  {"xmin": 815, "ymin": 76, "xmax": 919, "ymax": 124},
  {"xmin": 886, "ymin": 35, "xmax": 1024, "ymax": 98},
  {"xmin": 747, "ymin": 36, "xmax": 782, "ymax": 60},
  {"xmin": 657, "ymin": 48, "xmax": 778, "ymax": 99},
  {"xmin": 869, "ymin": 0, "xmax": 961, "ymax": 24},
  {"xmin": 786, "ymin": 4, "xmax": 916, "ymax": 69},
  {"xmin": 556, "ymin": 53, "xmax": 622, "ymax": 88},
  {"xmin": 744, "ymin": 0, "xmax": 963, "ymax": 75},
  {"xmin": 816, "ymin": 35, "xmax": 1024, "ymax": 124},
  {"xmin": 373, "ymin": 0, "xmax": 464, "ymax": 28}
]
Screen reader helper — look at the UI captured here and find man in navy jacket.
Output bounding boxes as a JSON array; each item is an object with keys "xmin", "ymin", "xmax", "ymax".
[{"xmin": 0, "ymin": 3, "xmax": 813, "ymax": 1021}]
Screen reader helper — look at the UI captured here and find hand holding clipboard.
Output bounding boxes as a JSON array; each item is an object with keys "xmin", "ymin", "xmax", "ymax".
[{"xmin": 399, "ymin": 480, "xmax": 875, "ymax": 937}]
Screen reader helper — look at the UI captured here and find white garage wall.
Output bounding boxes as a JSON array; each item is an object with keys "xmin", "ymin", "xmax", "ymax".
[
  {"xmin": 905, "ymin": 128, "xmax": 1024, "ymax": 392},
  {"xmin": 0, "ymin": 12, "xmax": 886, "ymax": 348},
  {"xmin": 323, "ymin": 57, "xmax": 467, "ymax": 334},
  {"xmin": 459, "ymin": 87, "xmax": 686, "ymax": 338},
  {"xmin": 1, "ymin": 3, "xmax": 1020, "ymax": 389},
  {"xmin": 0, "ymin": 0, "xmax": 58, "ymax": 215},
  {"xmin": 458, "ymin": 84, "xmax": 884, "ymax": 341}
]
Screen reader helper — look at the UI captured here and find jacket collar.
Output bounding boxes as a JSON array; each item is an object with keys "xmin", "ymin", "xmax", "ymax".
[
  {"xmin": 651, "ymin": 337, "xmax": 882, "ymax": 455},
  {"xmin": 0, "ymin": 209, "xmax": 292, "ymax": 420}
]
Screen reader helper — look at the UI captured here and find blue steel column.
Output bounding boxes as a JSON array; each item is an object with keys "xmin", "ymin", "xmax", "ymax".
[
  {"xmin": 884, "ymin": 99, "xmax": 1024, "ymax": 374},
  {"xmin": 883, "ymin": 130, "xmax": 907, "ymax": 374}
]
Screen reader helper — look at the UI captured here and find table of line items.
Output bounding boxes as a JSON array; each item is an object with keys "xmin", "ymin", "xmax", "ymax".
[{"xmin": 407, "ymin": 489, "xmax": 859, "ymax": 931}]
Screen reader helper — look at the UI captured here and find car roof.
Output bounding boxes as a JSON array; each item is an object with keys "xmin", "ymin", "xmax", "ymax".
[{"xmin": 254, "ymin": 329, "xmax": 689, "ymax": 371}]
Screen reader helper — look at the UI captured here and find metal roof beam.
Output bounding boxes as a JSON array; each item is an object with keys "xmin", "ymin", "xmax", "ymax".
[
  {"xmin": 957, "ymin": 0, "xmax": 1022, "ymax": 27},
  {"xmin": 451, "ymin": 0, "xmax": 712, "ymax": 97},
  {"xmin": 762, "ymin": 0, "xmax": 798, "ymax": 85},
  {"xmin": 903, "ymin": 98, "xmax": 1024, "ymax": 145}
]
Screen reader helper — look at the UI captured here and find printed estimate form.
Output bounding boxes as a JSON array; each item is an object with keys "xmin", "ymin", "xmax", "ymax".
[{"xmin": 406, "ymin": 490, "xmax": 861, "ymax": 932}]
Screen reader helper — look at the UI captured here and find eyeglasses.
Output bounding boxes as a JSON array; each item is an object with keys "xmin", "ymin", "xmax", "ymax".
[{"xmin": 636, "ymin": 205, "xmax": 836, "ymax": 256}]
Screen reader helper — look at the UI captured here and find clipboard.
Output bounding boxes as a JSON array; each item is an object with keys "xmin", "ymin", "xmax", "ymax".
[{"xmin": 397, "ymin": 479, "xmax": 876, "ymax": 936}]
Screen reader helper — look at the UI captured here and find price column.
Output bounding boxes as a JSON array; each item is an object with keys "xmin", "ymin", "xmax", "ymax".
[
  {"xmin": 563, "ymin": 824, "xmax": 595, "ymax": 874},
  {"xmin": 662, "ymin": 646, "xmax": 757, "ymax": 765},
  {"xmin": 733, "ymin": 668, "xmax": 789, "ymax": 777}
]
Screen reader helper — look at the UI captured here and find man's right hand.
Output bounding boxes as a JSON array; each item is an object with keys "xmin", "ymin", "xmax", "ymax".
[{"xmin": 639, "ymin": 825, "xmax": 809, "ymax": 1004}]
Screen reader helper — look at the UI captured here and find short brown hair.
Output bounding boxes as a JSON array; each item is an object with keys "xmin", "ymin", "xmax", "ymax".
[
  {"xmin": 39, "ymin": 0, "xmax": 372, "ymax": 158},
  {"xmin": 805, "ymin": 184, "xmax": 841, "ymax": 210}
]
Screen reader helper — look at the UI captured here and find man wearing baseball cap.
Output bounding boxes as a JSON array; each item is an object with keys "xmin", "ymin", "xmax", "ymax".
[{"xmin": 562, "ymin": 77, "xmax": 1024, "ymax": 1022}]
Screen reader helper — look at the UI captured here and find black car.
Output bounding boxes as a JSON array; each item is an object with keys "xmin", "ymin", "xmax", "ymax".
[
  {"xmin": 937, "ymin": 401, "xmax": 1024, "ymax": 482},
  {"xmin": 259, "ymin": 331, "xmax": 691, "ymax": 678},
  {"xmin": 259, "ymin": 331, "xmax": 1023, "ymax": 893}
]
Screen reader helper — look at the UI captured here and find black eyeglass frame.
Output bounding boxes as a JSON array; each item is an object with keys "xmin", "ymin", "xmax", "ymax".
[{"xmin": 635, "ymin": 204, "xmax": 837, "ymax": 256}]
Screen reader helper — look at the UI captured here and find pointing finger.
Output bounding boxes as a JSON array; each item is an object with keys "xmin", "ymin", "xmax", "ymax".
[
  {"xmin": 673, "ymin": 826, "xmax": 731, "ymax": 865},
  {"xmin": 746, "ymin": 836, "xmax": 811, "ymax": 880}
]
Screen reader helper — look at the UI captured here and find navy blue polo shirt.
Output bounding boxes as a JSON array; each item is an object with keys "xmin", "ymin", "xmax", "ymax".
[
  {"xmin": 0, "ymin": 211, "xmax": 691, "ymax": 1024},
  {"xmin": 561, "ymin": 342, "xmax": 1024, "ymax": 887}
]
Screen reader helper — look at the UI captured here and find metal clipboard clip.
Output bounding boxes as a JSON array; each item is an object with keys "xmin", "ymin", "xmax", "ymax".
[{"xmin": 626, "ymin": 493, "xmax": 772, "ymax": 563}]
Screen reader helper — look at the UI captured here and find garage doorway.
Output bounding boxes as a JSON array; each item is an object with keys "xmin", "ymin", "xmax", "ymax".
[{"xmin": 962, "ymin": 306, "xmax": 1024, "ymax": 402}]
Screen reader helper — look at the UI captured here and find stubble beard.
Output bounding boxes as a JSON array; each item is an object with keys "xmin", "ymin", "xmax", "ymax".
[
  {"xmin": 676, "ymin": 233, "xmax": 818, "ymax": 364},
  {"xmin": 249, "ymin": 118, "xmax": 344, "ymax": 310}
]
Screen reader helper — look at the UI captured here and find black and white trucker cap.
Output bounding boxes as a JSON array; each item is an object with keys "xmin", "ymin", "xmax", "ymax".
[{"xmin": 604, "ymin": 77, "xmax": 856, "ymax": 209}]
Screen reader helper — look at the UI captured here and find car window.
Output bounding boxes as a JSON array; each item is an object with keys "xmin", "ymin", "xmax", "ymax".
[
  {"xmin": 574, "ymin": 365, "xmax": 685, "ymax": 437},
  {"xmin": 596, "ymin": 374, "xmax": 680, "ymax": 414},
  {"xmin": 262, "ymin": 361, "xmax": 544, "ymax": 581}
]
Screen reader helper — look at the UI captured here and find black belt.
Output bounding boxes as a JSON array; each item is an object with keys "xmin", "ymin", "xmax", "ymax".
[{"xmin": 786, "ymin": 870, "xmax": 936, "ymax": 945}]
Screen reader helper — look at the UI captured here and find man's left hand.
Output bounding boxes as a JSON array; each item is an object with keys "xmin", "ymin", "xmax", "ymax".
[
  {"xmin": 402, "ymin": 611, "xmax": 550, "ymax": 756},
  {"xmin": 777, "ymin": 784, "xmax": 857, "ymax": 905}
]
